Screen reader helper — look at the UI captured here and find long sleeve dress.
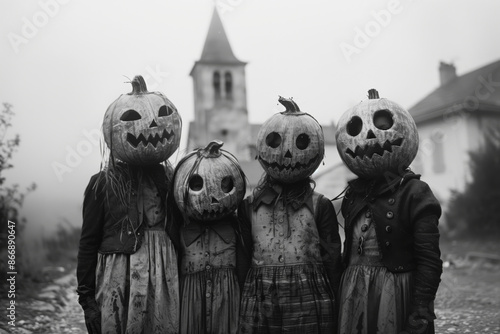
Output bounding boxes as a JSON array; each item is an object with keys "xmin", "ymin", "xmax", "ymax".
[
  {"xmin": 237, "ymin": 184, "xmax": 342, "ymax": 334},
  {"xmin": 77, "ymin": 165, "xmax": 180, "ymax": 334},
  {"xmin": 179, "ymin": 215, "xmax": 240, "ymax": 334}
]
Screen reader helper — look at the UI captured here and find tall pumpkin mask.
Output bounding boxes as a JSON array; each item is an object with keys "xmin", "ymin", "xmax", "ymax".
[
  {"xmin": 173, "ymin": 140, "xmax": 246, "ymax": 222},
  {"xmin": 335, "ymin": 89, "xmax": 418, "ymax": 179},
  {"xmin": 103, "ymin": 75, "xmax": 182, "ymax": 165},
  {"xmin": 256, "ymin": 96, "xmax": 325, "ymax": 184}
]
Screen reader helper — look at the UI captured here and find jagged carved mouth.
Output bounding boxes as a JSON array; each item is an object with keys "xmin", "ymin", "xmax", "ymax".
[
  {"xmin": 259, "ymin": 155, "xmax": 319, "ymax": 172},
  {"xmin": 126, "ymin": 129, "xmax": 175, "ymax": 148},
  {"xmin": 346, "ymin": 138, "xmax": 403, "ymax": 159},
  {"xmin": 199, "ymin": 206, "xmax": 231, "ymax": 218}
]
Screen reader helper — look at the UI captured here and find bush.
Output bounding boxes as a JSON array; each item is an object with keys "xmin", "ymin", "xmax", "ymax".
[{"xmin": 446, "ymin": 127, "xmax": 500, "ymax": 237}]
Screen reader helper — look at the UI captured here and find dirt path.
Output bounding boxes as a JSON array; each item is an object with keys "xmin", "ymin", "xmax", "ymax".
[
  {"xmin": 1, "ymin": 270, "xmax": 87, "ymax": 334},
  {"xmin": 434, "ymin": 239, "xmax": 500, "ymax": 333},
  {"xmin": 2, "ymin": 238, "xmax": 499, "ymax": 333}
]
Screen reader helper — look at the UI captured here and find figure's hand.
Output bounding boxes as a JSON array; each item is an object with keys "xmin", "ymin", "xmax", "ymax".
[
  {"xmin": 79, "ymin": 296, "xmax": 101, "ymax": 334},
  {"xmin": 400, "ymin": 305, "xmax": 432, "ymax": 334}
]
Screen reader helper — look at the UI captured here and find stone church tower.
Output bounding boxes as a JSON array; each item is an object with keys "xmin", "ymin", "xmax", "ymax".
[{"xmin": 188, "ymin": 9, "xmax": 251, "ymax": 162}]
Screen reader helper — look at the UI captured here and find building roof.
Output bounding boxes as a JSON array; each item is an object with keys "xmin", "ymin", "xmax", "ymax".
[
  {"xmin": 196, "ymin": 8, "xmax": 245, "ymax": 66},
  {"xmin": 409, "ymin": 59, "xmax": 500, "ymax": 123}
]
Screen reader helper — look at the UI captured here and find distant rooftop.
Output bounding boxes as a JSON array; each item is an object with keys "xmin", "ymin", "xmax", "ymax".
[{"xmin": 409, "ymin": 59, "xmax": 500, "ymax": 123}]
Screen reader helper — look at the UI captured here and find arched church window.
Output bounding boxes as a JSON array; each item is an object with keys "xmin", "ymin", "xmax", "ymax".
[
  {"xmin": 213, "ymin": 71, "xmax": 221, "ymax": 98},
  {"xmin": 225, "ymin": 72, "xmax": 232, "ymax": 99}
]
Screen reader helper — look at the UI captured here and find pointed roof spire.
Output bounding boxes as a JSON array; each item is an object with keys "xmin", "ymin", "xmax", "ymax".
[{"xmin": 198, "ymin": 8, "xmax": 245, "ymax": 64}]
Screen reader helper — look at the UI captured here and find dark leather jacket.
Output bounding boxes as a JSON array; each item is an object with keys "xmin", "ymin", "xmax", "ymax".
[
  {"xmin": 341, "ymin": 171, "xmax": 442, "ymax": 308},
  {"xmin": 76, "ymin": 164, "xmax": 179, "ymax": 298}
]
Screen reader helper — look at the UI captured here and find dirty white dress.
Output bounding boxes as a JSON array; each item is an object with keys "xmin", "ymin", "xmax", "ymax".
[{"xmin": 95, "ymin": 176, "xmax": 179, "ymax": 334}]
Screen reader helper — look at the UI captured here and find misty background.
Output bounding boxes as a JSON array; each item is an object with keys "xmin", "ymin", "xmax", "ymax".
[{"xmin": 2, "ymin": 0, "xmax": 500, "ymax": 238}]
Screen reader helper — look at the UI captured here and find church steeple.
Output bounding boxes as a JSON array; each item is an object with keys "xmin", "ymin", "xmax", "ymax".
[
  {"xmin": 188, "ymin": 8, "xmax": 250, "ymax": 162},
  {"xmin": 198, "ymin": 8, "xmax": 245, "ymax": 65}
]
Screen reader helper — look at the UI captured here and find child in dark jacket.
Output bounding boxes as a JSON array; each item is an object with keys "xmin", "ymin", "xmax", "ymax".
[
  {"xmin": 77, "ymin": 76, "xmax": 182, "ymax": 334},
  {"xmin": 335, "ymin": 89, "xmax": 442, "ymax": 334}
]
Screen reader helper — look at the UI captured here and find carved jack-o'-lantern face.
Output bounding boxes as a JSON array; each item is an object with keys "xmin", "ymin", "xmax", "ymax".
[
  {"xmin": 257, "ymin": 96, "xmax": 324, "ymax": 184},
  {"xmin": 335, "ymin": 89, "xmax": 419, "ymax": 179},
  {"xmin": 173, "ymin": 140, "xmax": 246, "ymax": 222},
  {"xmin": 103, "ymin": 75, "xmax": 182, "ymax": 165}
]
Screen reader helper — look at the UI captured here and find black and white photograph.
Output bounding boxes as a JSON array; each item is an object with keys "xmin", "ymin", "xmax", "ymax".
[{"xmin": 1, "ymin": 1, "xmax": 500, "ymax": 333}]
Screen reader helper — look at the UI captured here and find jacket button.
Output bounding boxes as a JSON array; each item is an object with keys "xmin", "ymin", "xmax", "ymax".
[
  {"xmin": 361, "ymin": 224, "xmax": 369, "ymax": 232},
  {"xmin": 365, "ymin": 211, "xmax": 371, "ymax": 218},
  {"xmin": 386, "ymin": 211, "xmax": 394, "ymax": 219},
  {"xmin": 349, "ymin": 199, "xmax": 354, "ymax": 205},
  {"xmin": 385, "ymin": 241, "xmax": 391, "ymax": 247},
  {"xmin": 206, "ymin": 265, "xmax": 211, "ymax": 270},
  {"xmin": 206, "ymin": 292, "xmax": 211, "ymax": 298},
  {"xmin": 385, "ymin": 226, "xmax": 392, "ymax": 233},
  {"xmin": 388, "ymin": 198, "xmax": 395, "ymax": 205}
]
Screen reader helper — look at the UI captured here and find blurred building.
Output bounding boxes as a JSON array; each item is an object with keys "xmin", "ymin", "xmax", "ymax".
[
  {"xmin": 409, "ymin": 59, "xmax": 500, "ymax": 215},
  {"xmin": 187, "ymin": 8, "xmax": 349, "ymax": 198}
]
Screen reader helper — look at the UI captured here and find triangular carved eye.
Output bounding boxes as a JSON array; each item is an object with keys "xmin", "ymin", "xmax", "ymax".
[
  {"xmin": 159, "ymin": 105, "xmax": 174, "ymax": 117},
  {"xmin": 120, "ymin": 109, "xmax": 141, "ymax": 121}
]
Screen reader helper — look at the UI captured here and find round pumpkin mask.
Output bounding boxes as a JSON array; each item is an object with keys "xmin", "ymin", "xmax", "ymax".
[
  {"xmin": 256, "ymin": 96, "xmax": 325, "ymax": 184},
  {"xmin": 103, "ymin": 75, "xmax": 182, "ymax": 165},
  {"xmin": 173, "ymin": 140, "xmax": 246, "ymax": 222},
  {"xmin": 335, "ymin": 89, "xmax": 419, "ymax": 179}
]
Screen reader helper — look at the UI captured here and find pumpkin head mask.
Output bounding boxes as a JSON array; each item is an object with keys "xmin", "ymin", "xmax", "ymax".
[
  {"xmin": 335, "ymin": 89, "xmax": 419, "ymax": 179},
  {"xmin": 103, "ymin": 75, "xmax": 182, "ymax": 165},
  {"xmin": 173, "ymin": 140, "xmax": 246, "ymax": 222},
  {"xmin": 256, "ymin": 96, "xmax": 325, "ymax": 184}
]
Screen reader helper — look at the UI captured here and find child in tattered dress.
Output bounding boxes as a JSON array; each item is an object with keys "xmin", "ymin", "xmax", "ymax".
[
  {"xmin": 335, "ymin": 89, "xmax": 442, "ymax": 334},
  {"xmin": 77, "ymin": 76, "xmax": 182, "ymax": 334},
  {"xmin": 238, "ymin": 97, "xmax": 343, "ymax": 334},
  {"xmin": 173, "ymin": 141, "xmax": 247, "ymax": 334}
]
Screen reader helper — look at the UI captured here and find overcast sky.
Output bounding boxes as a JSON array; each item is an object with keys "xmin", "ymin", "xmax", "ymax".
[{"xmin": 2, "ymin": 0, "xmax": 500, "ymax": 237}]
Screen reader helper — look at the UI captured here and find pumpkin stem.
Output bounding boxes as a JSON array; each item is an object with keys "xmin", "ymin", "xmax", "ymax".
[
  {"xmin": 278, "ymin": 96, "xmax": 301, "ymax": 113},
  {"xmin": 129, "ymin": 75, "xmax": 148, "ymax": 95},
  {"xmin": 201, "ymin": 140, "xmax": 224, "ymax": 158},
  {"xmin": 368, "ymin": 89, "xmax": 379, "ymax": 99}
]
